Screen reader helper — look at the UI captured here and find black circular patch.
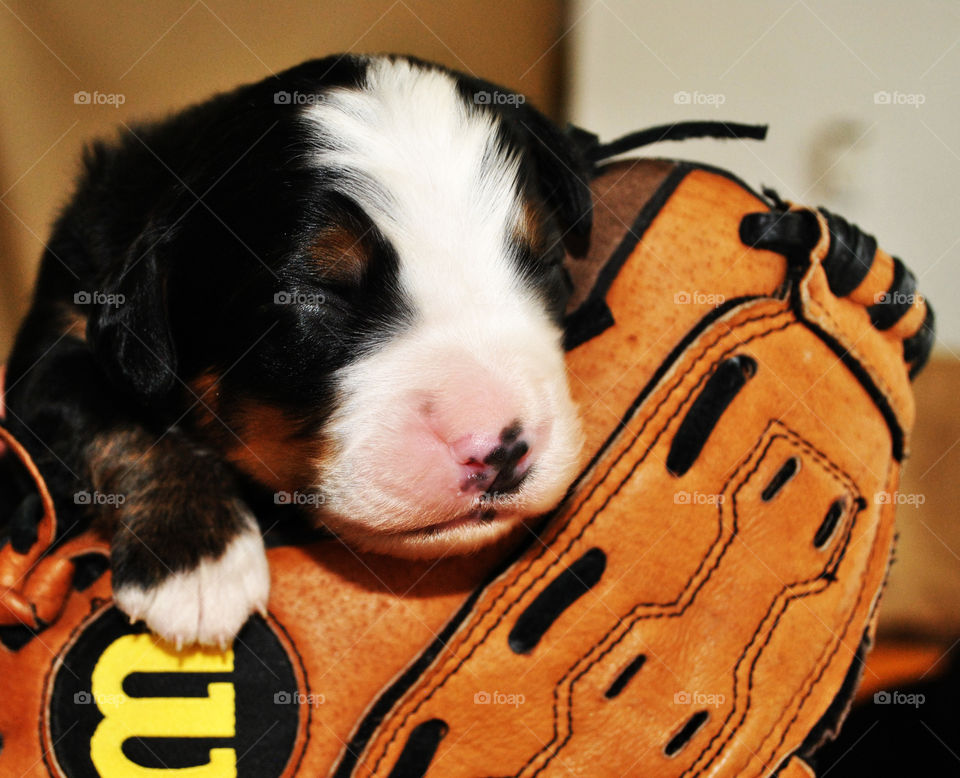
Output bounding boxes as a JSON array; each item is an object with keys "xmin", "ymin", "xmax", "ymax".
[{"xmin": 44, "ymin": 605, "xmax": 308, "ymax": 777}]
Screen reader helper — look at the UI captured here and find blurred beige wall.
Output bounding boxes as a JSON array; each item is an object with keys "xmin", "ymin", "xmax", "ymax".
[{"xmin": 0, "ymin": 0, "xmax": 567, "ymax": 360}]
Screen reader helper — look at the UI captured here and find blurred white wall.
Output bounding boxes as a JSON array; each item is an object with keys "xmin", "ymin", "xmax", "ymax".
[{"xmin": 568, "ymin": 0, "xmax": 960, "ymax": 350}]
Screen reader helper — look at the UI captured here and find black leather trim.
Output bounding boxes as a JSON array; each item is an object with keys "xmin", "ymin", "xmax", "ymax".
[
  {"xmin": 903, "ymin": 303, "xmax": 936, "ymax": 379},
  {"xmin": 666, "ymin": 355, "xmax": 758, "ymax": 477},
  {"xmin": 866, "ymin": 257, "xmax": 917, "ymax": 331},
  {"xmin": 819, "ymin": 209, "xmax": 877, "ymax": 298},
  {"xmin": 507, "ymin": 547, "xmax": 606, "ymax": 655},
  {"xmin": 386, "ymin": 719, "xmax": 448, "ymax": 778},
  {"xmin": 739, "ymin": 210, "xmax": 821, "ymax": 280}
]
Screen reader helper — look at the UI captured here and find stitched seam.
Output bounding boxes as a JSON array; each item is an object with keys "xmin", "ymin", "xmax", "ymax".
[
  {"xmin": 753, "ymin": 457, "xmax": 895, "ymax": 772},
  {"xmin": 38, "ymin": 598, "xmax": 112, "ymax": 778},
  {"xmin": 682, "ymin": 444, "xmax": 862, "ymax": 776},
  {"xmin": 684, "ymin": 433, "xmax": 861, "ymax": 775},
  {"xmin": 529, "ymin": 424, "xmax": 859, "ymax": 777},
  {"xmin": 524, "ymin": 422, "xmax": 786, "ymax": 776},
  {"xmin": 269, "ymin": 613, "xmax": 313, "ymax": 778},
  {"xmin": 805, "ymin": 296, "xmax": 901, "ymax": 420}
]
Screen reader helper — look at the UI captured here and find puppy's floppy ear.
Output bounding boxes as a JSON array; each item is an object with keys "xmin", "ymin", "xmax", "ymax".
[
  {"xmin": 86, "ymin": 223, "xmax": 178, "ymax": 404},
  {"xmin": 514, "ymin": 108, "xmax": 595, "ymax": 257},
  {"xmin": 456, "ymin": 75, "xmax": 594, "ymax": 255}
]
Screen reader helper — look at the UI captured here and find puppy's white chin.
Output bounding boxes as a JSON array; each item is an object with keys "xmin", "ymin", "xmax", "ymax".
[{"xmin": 338, "ymin": 511, "xmax": 529, "ymax": 559}]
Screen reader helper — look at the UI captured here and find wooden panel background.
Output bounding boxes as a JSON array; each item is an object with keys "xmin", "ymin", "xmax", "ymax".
[{"xmin": 0, "ymin": 0, "xmax": 567, "ymax": 359}]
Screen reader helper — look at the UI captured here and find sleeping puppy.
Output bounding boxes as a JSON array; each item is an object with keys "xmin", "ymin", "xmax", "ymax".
[{"xmin": 3, "ymin": 54, "xmax": 591, "ymax": 648}]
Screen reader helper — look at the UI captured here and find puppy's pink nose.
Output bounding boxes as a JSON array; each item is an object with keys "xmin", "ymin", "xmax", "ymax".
[{"xmin": 450, "ymin": 422, "xmax": 531, "ymax": 495}]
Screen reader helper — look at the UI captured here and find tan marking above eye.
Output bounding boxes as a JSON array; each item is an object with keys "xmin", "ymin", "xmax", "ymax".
[
  {"xmin": 513, "ymin": 197, "xmax": 548, "ymax": 253},
  {"xmin": 308, "ymin": 225, "xmax": 370, "ymax": 284}
]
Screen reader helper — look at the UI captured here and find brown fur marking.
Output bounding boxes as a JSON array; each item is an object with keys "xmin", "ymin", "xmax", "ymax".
[
  {"xmin": 309, "ymin": 224, "xmax": 371, "ymax": 283},
  {"xmin": 222, "ymin": 401, "xmax": 322, "ymax": 492}
]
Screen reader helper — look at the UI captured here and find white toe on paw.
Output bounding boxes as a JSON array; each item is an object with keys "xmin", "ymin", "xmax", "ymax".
[{"xmin": 113, "ymin": 520, "xmax": 270, "ymax": 649}]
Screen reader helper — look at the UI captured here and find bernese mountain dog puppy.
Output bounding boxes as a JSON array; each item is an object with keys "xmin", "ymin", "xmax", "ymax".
[{"xmin": 3, "ymin": 54, "xmax": 592, "ymax": 647}]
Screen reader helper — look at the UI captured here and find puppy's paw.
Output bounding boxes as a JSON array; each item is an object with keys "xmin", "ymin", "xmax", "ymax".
[{"xmin": 113, "ymin": 520, "xmax": 270, "ymax": 649}]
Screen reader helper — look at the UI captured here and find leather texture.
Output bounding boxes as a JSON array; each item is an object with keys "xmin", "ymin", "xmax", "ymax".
[{"xmin": 0, "ymin": 159, "xmax": 931, "ymax": 777}]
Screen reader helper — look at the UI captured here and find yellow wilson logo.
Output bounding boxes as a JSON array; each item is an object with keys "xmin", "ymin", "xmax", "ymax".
[
  {"xmin": 89, "ymin": 634, "xmax": 236, "ymax": 776},
  {"xmin": 44, "ymin": 605, "xmax": 307, "ymax": 778}
]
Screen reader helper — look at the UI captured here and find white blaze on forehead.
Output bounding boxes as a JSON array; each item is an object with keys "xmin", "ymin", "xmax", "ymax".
[{"xmin": 302, "ymin": 57, "xmax": 534, "ymax": 320}]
